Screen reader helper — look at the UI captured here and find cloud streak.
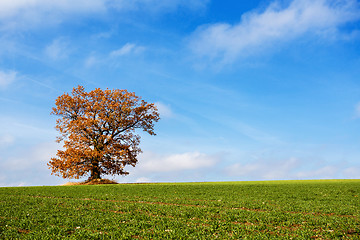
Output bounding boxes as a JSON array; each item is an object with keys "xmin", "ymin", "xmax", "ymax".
[
  {"xmin": 108, "ymin": 0, "xmax": 208, "ymax": 13},
  {"xmin": 137, "ymin": 151, "xmax": 219, "ymax": 173},
  {"xmin": 110, "ymin": 43, "xmax": 145, "ymax": 57},
  {"xmin": 0, "ymin": 0, "xmax": 106, "ymax": 30},
  {"xmin": 225, "ymin": 157, "xmax": 359, "ymax": 180},
  {"xmin": 44, "ymin": 38, "xmax": 71, "ymax": 60},
  {"xmin": 0, "ymin": 0, "xmax": 105, "ymax": 18},
  {"xmin": 0, "ymin": 134, "xmax": 15, "ymax": 146},
  {"xmin": 0, "ymin": 70, "xmax": 17, "ymax": 89},
  {"xmin": 155, "ymin": 102, "xmax": 173, "ymax": 118},
  {"xmin": 189, "ymin": 0, "xmax": 360, "ymax": 65},
  {"xmin": 0, "ymin": 0, "xmax": 209, "ymax": 31},
  {"xmin": 225, "ymin": 158, "xmax": 299, "ymax": 180},
  {"xmin": 0, "ymin": 141, "xmax": 60, "ymax": 187},
  {"xmin": 354, "ymin": 102, "xmax": 360, "ymax": 118}
]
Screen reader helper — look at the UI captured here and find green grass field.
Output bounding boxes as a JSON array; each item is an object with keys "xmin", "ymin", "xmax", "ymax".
[{"xmin": 1, "ymin": 180, "xmax": 359, "ymax": 239}]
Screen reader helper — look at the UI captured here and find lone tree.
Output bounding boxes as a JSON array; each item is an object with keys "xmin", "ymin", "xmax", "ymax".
[{"xmin": 48, "ymin": 86, "xmax": 160, "ymax": 181}]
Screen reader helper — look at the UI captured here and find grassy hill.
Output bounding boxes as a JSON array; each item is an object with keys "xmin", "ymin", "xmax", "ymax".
[{"xmin": 1, "ymin": 179, "xmax": 359, "ymax": 239}]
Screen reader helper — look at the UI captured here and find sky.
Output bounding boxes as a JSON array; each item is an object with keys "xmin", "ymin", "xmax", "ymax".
[{"xmin": 0, "ymin": 0, "xmax": 360, "ymax": 186}]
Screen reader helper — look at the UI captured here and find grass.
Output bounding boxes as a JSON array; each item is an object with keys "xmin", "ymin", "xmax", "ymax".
[{"xmin": 0, "ymin": 179, "xmax": 359, "ymax": 239}]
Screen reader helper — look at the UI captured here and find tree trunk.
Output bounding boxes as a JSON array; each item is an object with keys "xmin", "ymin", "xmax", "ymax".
[{"xmin": 88, "ymin": 158, "xmax": 101, "ymax": 181}]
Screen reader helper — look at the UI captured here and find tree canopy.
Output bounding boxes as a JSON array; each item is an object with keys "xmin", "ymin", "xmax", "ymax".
[{"xmin": 48, "ymin": 86, "xmax": 160, "ymax": 181}]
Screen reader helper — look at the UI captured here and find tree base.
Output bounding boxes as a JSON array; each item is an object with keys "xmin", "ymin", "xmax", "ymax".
[
  {"xmin": 62, "ymin": 179, "xmax": 118, "ymax": 186},
  {"xmin": 84, "ymin": 178, "xmax": 118, "ymax": 185}
]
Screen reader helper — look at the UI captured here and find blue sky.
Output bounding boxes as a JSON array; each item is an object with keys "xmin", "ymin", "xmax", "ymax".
[{"xmin": 1, "ymin": 0, "xmax": 360, "ymax": 186}]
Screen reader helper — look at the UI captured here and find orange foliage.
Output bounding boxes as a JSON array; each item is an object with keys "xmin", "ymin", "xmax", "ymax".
[{"xmin": 48, "ymin": 86, "xmax": 160, "ymax": 181}]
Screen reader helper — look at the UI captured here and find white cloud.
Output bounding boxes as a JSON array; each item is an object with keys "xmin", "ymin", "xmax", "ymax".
[
  {"xmin": 0, "ymin": 140, "xmax": 62, "ymax": 187},
  {"xmin": 108, "ymin": 0, "xmax": 208, "ymax": 13},
  {"xmin": 0, "ymin": 0, "xmax": 209, "ymax": 31},
  {"xmin": 0, "ymin": 0, "xmax": 106, "ymax": 18},
  {"xmin": 110, "ymin": 43, "xmax": 145, "ymax": 57},
  {"xmin": 189, "ymin": 0, "xmax": 360, "ymax": 65},
  {"xmin": 44, "ymin": 38, "xmax": 70, "ymax": 60},
  {"xmin": 233, "ymin": 122, "xmax": 283, "ymax": 145},
  {"xmin": 225, "ymin": 157, "xmax": 360, "ymax": 180},
  {"xmin": 0, "ymin": 134, "xmax": 15, "ymax": 146},
  {"xmin": 32, "ymin": 142, "xmax": 59, "ymax": 164},
  {"xmin": 342, "ymin": 167, "xmax": 360, "ymax": 178},
  {"xmin": 155, "ymin": 102, "xmax": 173, "ymax": 118},
  {"xmin": 138, "ymin": 151, "xmax": 218, "ymax": 172},
  {"xmin": 354, "ymin": 102, "xmax": 360, "ymax": 118},
  {"xmin": 0, "ymin": 0, "xmax": 106, "ymax": 30},
  {"xmin": 2, "ymin": 142, "xmax": 58, "ymax": 172},
  {"xmin": 0, "ymin": 117, "xmax": 56, "ymax": 144},
  {"xmin": 85, "ymin": 43, "xmax": 145, "ymax": 67},
  {"xmin": 84, "ymin": 55, "xmax": 99, "ymax": 68},
  {"xmin": 135, "ymin": 177, "xmax": 152, "ymax": 183},
  {"xmin": 0, "ymin": 70, "xmax": 17, "ymax": 89},
  {"xmin": 296, "ymin": 165, "xmax": 338, "ymax": 179},
  {"xmin": 225, "ymin": 158, "xmax": 299, "ymax": 180}
]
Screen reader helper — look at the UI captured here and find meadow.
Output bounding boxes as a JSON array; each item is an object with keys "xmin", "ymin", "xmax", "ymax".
[{"xmin": 0, "ymin": 179, "xmax": 359, "ymax": 239}]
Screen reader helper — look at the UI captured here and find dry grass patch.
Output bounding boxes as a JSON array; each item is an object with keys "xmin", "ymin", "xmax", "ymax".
[{"xmin": 62, "ymin": 179, "xmax": 118, "ymax": 186}]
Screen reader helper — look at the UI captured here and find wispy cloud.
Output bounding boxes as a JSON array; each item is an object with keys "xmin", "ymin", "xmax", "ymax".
[
  {"xmin": 0, "ymin": 141, "xmax": 60, "ymax": 187},
  {"xmin": 109, "ymin": 0, "xmax": 208, "ymax": 13},
  {"xmin": 233, "ymin": 122, "xmax": 283, "ymax": 145},
  {"xmin": 83, "ymin": 43, "xmax": 145, "ymax": 68},
  {"xmin": 44, "ymin": 38, "xmax": 71, "ymax": 60},
  {"xmin": 0, "ymin": 117, "xmax": 56, "ymax": 142},
  {"xmin": 354, "ymin": 102, "xmax": 360, "ymax": 118},
  {"xmin": 0, "ymin": 0, "xmax": 209, "ymax": 31},
  {"xmin": 84, "ymin": 55, "xmax": 99, "ymax": 68},
  {"xmin": 342, "ymin": 167, "xmax": 360, "ymax": 178},
  {"xmin": 0, "ymin": 70, "xmax": 17, "ymax": 89},
  {"xmin": 296, "ymin": 165, "xmax": 338, "ymax": 179},
  {"xmin": 0, "ymin": 134, "xmax": 15, "ymax": 146},
  {"xmin": 155, "ymin": 102, "xmax": 173, "ymax": 118},
  {"xmin": 225, "ymin": 157, "xmax": 359, "ymax": 180},
  {"xmin": 189, "ymin": 0, "xmax": 360, "ymax": 65},
  {"xmin": 0, "ymin": 0, "xmax": 106, "ymax": 18},
  {"xmin": 225, "ymin": 158, "xmax": 299, "ymax": 180},
  {"xmin": 135, "ymin": 177, "xmax": 151, "ymax": 183},
  {"xmin": 110, "ymin": 43, "xmax": 145, "ymax": 57},
  {"xmin": 0, "ymin": 0, "xmax": 106, "ymax": 31},
  {"xmin": 138, "ymin": 151, "xmax": 219, "ymax": 173}
]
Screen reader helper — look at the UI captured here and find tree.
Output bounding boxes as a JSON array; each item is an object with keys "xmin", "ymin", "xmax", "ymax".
[{"xmin": 48, "ymin": 85, "xmax": 160, "ymax": 181}]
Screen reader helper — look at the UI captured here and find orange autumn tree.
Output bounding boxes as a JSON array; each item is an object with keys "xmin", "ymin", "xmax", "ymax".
[{"xmin": 48, "ymin": 86, "xmax": 160, "ymax": 181}]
